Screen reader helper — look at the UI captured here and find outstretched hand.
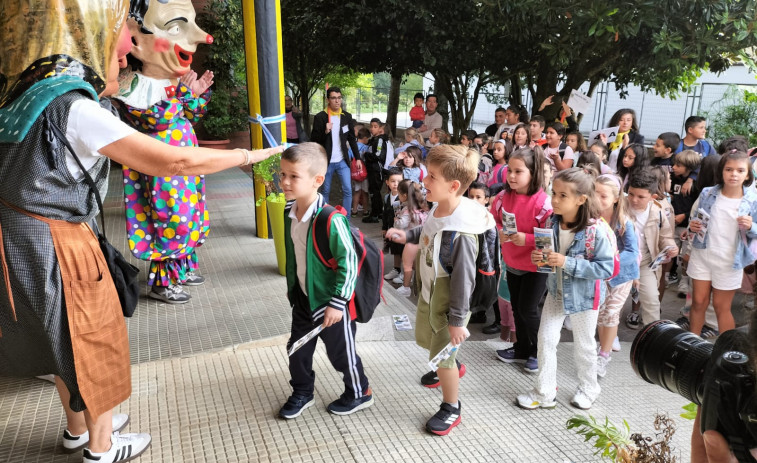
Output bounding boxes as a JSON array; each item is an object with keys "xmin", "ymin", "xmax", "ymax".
[{"xmin": 181, "ymin": 70, "xmax": 215, "ymax": 96}]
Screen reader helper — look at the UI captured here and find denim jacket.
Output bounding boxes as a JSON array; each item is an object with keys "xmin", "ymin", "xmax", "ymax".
[
  {"xmin": 609, "ymin": 218, "xmax": 640, "ymax": 287},
  {"xmin": 690, "ymin": 186, "xmax": 757, "ymax": 270},
  {"xmin": 546, "ymin": 220, "xmax": 616, "ymax": 314}
]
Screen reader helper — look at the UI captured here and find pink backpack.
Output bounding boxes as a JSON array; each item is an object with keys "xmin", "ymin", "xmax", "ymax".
[{"xmin": 584, "ymin": 218, "xmax": 620, "ymax": 310}]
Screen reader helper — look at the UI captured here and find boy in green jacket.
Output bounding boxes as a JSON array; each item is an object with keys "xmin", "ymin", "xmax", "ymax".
[{"xmin": 278, "ymin": 143, "xmax": 373, "ymax": 419}]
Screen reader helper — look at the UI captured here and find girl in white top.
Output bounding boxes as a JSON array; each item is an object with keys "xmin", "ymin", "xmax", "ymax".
[{"xmin": 687, "ymin": 151, "xmax": 757, "ymax": 335}]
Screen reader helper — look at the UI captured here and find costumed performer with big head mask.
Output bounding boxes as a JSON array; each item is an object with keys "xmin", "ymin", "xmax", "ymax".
[{"xmin": 0, "ymin": 2, "xmax": 280, "ymax": 461}]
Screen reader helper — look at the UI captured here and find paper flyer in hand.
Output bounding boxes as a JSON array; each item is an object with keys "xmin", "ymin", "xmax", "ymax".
[
  {"xmin": 288, "ymin": 325, "xmax": 324, "ymax": 356},
  {"xmin": 648, "ymin": 245, "xmax": 677, "ymax": 271},
  {"xmin": 691, "ymin": 208, "xmax": 710, "ymax": 241},
  {"xmin": 631, "ymin": 286, "xmax": 640, "ymax": 304},
  {"xmin": 502, "ymin": 210, "xmax": 518, "ymax": 235},
  {"xmin": 392, "ymin": 314, "xmax": 413, "ymax": 331},
  {"xmin": 588, "ymin": 126, "xmax": 620, "ymax": 145},
  {"xmin": 534, "ymin": 227, "xmax": 556, "ymax": 273},
  {"xmin": 567, "ymin": 89, "xmax": 592, "ymax": 115},
  {"xmin": 427, "ymin": 328, "xmax": 470, "ymax": 371}
]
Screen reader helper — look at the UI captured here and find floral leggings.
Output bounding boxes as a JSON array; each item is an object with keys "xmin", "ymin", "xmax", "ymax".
[{"xmin": 597, "ymin": 280, "xmax": 634, "ymax": 327}]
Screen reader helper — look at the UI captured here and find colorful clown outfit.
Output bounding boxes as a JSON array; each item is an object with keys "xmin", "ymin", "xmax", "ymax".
[{"xmin": 116, "ymin": 72, "xmax": 211, "ymax": 287}]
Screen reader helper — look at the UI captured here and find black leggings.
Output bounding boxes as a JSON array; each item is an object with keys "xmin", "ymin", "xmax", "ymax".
[{"xmin": 507, "ymin": 270, "xmax": 548, "ymax": 359}]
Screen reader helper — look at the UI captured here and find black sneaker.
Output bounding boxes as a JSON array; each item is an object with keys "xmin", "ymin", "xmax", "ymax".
[
  {"xmin": 468, "ymin": 311, "xmax": 486, "ymax": 324},
  {"xmin": 327, "ymin": 389, "xmax": 374, "ymax": 415},
  {"xmin": 278, "ymin": 394, "xmax": 314, "ymax": 419},
  {"xmin": 420, "ymin": 361, "xmax": 466, "ymax": 388},
  {"xmin": 183, "ymin": 272, "xmax": 205, "ymax": 286},
  {"xmin": 482, "ymin": 322, "xmax": 500, "ymax": 334},
  {"xmin": 149, "ymin": 284, "xmax": 191, "ymax": 304},
  {"xmin": 425, "ymin": 401, "xmax": 462, "ymax": 436},
  {"xmin": 361, "ymin": 216, "xmax": 380, "ymax": 223}
]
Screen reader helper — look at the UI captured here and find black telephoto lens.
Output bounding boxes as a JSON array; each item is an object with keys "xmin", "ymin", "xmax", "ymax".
[{"xmin": 631, "ymin": 320, "xmax": 714, "ymax": 404}]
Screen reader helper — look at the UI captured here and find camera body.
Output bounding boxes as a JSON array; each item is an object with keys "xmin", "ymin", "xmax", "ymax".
[
  {"xmin": 700, "ymin": 349, "xmax": 757, "ymax": 463},
  {"xmin": 631, "ymin": 321, "xmax": 757, "ymax": 463}
]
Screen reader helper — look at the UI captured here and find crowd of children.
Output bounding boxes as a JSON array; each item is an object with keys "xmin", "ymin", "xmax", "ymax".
[{"xmin": 278, "ymin": 95, "xmax": 756, "ymax": 438}]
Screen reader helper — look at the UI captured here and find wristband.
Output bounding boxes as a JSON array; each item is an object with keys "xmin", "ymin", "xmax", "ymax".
[{"xmin": 238, "ymin": 148, "xmax": 252, "ymax": 166}]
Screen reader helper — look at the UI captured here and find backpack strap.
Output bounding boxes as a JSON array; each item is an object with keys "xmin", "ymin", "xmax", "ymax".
[
  {"xmin": 312, "ymin": 204, "xmax": 339, "ymax": 270},
  {"xmin": 558, "ymin": 142, "xmax": 567, "ymax": 159}
]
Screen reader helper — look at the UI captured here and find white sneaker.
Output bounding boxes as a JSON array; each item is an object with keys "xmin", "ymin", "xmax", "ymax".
[
  {"xmin": 563, "ymin": 316, "xmax": 572, "ymax": 331},
  {"xmin": 63, "ymin": 414, "xmax": 130, "ymax": 453},
  {"xmin": 392, "ymin": 272, "xmax": 404, "ymax": 285},
  {"xmin": 82, "ymin": 431, "xmax": 151, "ymax": 463},
  {"xmin": 36, "ymin": 374, "xmax": 55, "ymax": 383},
  {"xmin": 570, "ymin": 389, "xmax": 595, "ymax": 410},
  {"xmin": 516, "ymin": 391, "xmax": 556, "ymax": 409},
  {"xmin": 384, "ymin": 269, "xmax": 400, "ymax": 280},
  {"xmin": 396, "ymin": 286, "xmax": 412, "ymax": 297},
  {"xmin": 612, "ymin": 336, "xmax": 621, "ymax": 352},
  {"xmin": 596, "ymin": 355, "xmax": 610, "ymax": 378}
]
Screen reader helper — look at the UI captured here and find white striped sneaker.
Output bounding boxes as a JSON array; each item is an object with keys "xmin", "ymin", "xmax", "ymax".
[
  {"xmin": 62, "ymin": 413, "xmax": 130, "ymax": 453},
  {"xmin": 82, "ymin": 431, "xmax": 151, "ymax": 463}
]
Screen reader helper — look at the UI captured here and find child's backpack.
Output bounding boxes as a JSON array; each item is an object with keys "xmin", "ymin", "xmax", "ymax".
[
  {"xmin": 312, "ymin": 205, "xmax": 384, "ymax": 322},
  {"xmin": 557, "ymin": 142, "xmax": 568, "ymax": 159},
  {"xmin": 440, "ymin": 226, "xmax": 501, "ymax": 315},
  {"xmin": 585, "ymin": 218, "xmax": 620, "ymax": 310},
  {"xmin": 477, "ymin": 153, "xmax": 493, "ymax": 184}
]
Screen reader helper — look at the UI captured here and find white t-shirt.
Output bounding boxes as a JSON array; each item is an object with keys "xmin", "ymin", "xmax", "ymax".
[
  {"xmin": 557, "ymin": 227, "xmax": 575, "ymax": 296},
  {"xmin": 289, "ymin": 196, "xmax": 320, "ymax": 294},
  {"xmin": 631, "ymin": 202, "xmax": 652, "ymax": 260},
  {"xmin": 329, "ymin": 115, "xmax": 342, "ymax": 163},
  {"xmin": 708, "ymin": 194, "xmax": 740, "ymax": 255},
  {"xmin": 65, "ymin": 99, "xmax": 136, "ymax": 180},
  {"xmin": 543, "ymin": 144, "xmax": 575, "ymax": 171}
]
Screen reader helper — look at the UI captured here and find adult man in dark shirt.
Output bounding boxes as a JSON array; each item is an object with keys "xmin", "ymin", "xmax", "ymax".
[{"xmin": 310, "ymin": 87, "xmax": 361, "ymax": 217}]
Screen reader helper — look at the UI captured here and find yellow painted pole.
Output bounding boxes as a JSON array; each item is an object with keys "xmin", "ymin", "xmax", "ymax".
[{"xmin": 242, "ymin": 0, "xmax": 267, "ymax": 238}]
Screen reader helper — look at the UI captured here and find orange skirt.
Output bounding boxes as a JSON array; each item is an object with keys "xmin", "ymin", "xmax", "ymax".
[{"xmin": 0, "ymin": 202, "xmax": 131, "ymax": 418}]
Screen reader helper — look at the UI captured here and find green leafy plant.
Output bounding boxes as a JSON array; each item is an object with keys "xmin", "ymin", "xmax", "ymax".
[
  {"xmin": 567, "ymin": 412, "xmax": 680, "ymax": 462},
  {"xmin": 680, "ymin": 402, "xmax": 697, "ymax": 420},
  {"xmin": 252, "ymin": 152, "xmax": 285, "ymax": 206},
  {"xmin": 704, "ymin": 85, "xmax": 757, "ymax": 148},
  {"xmin": 567, "ymin": 415, "xmax": 633, "ymax": 461},
  {"xmin": 197, "ymin": 0, "xmax": 249, "ymax": 140}
]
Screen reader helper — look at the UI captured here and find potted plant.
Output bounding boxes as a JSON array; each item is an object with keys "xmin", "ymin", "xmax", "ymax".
[
  {"xmin": 196, "ymin": 0, "xmax": 249, "ymax": 145},
  {"xmin": 253, "ymin": 152, "xmax": 287, "ymax": 275}
]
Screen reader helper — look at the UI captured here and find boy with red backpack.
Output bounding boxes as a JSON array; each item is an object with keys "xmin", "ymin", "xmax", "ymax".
[{"xmin": 278, "ymin": 143, "xmax": 373, "ymax": 420}]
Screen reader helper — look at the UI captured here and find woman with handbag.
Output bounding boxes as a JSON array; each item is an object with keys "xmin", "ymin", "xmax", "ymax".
[{"xmin": 0, "ymin": 3, "xmax": 280, "ymax": 462}]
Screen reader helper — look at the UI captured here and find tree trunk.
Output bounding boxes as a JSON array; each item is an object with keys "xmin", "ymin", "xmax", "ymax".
[
  {"xmin": 386, "ymin": 72, "xmax": 402, "ymax": 138},
  {"xmin": 508, "ymin": 74, "xmax": 522, "ymax": 107},
  {"xmin": 299, "ymin": 76, "xmax": 312, "ymax": 135}
]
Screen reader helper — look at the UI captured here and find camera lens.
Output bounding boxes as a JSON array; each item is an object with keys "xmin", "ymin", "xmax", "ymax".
[{"xmin": 631, "ymin": 320, "xmax": 713, "ymax": 404}]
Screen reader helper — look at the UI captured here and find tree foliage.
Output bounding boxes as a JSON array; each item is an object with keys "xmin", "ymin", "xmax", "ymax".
[{"xmin": 281, "ymin": 0, "xmax": 757, "ymax": 137}]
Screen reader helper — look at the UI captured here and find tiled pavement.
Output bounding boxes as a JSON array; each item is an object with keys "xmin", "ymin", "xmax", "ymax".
[{"xmin": 0, "ymin": 166, "xmax": 732, "ymax": 462}]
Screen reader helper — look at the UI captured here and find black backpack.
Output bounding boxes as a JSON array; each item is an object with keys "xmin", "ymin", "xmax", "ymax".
[
  {"xmin": 440, "ymin": 226, "xmax": 501, "ymax": 314},
  {"xmin": 312, "ymin": 205, "xmax": 384, "ymax": 322}
]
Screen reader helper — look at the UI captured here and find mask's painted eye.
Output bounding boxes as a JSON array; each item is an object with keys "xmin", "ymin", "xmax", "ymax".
[{"xmin": 167, "ymin": 24, "xmax": 181, "ymax": 35}]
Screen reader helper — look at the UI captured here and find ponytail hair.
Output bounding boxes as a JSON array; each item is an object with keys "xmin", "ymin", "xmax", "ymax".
[{"xmin": 552, "ymin": 167, "xmax": 601, "ymax": 233}]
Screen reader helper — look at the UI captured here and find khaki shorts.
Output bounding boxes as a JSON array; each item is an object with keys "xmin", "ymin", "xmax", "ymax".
[{"xmin": 416, "ymin": 295, "xmax": 471, "ymax": 369}]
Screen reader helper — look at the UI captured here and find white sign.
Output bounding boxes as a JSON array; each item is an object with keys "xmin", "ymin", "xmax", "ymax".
[
  {"xmin": 567, "ymin": 89, "xmax": 592, "ymax": 115},
  {"xmin": 588, "ymin": 126, "xmax": 620, "ymax": 145}
]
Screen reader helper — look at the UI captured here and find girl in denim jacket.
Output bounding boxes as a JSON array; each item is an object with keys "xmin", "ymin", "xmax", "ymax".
[
  {"xmin": 517, "ymin": 168, "xmax": 615, "ymax": 411},
  {"xmin": 687, "ymin": 151, "xmax": 757, "ymax": 335}
]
